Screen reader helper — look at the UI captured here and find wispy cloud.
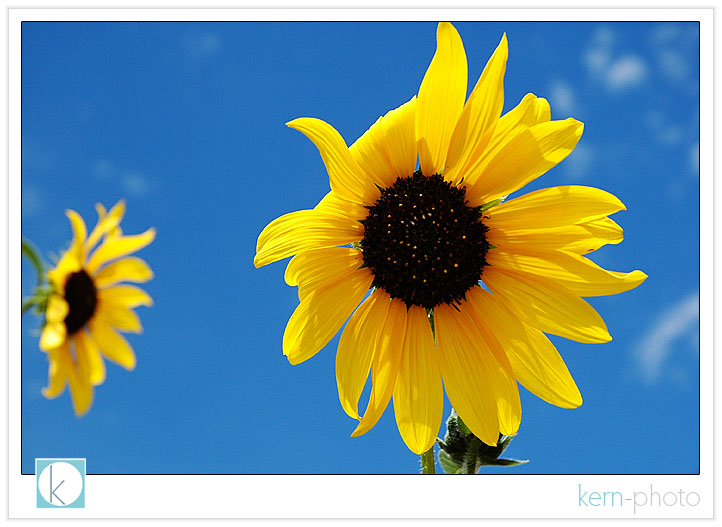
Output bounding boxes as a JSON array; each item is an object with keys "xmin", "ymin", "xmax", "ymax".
[
  {"xmin": 547, "ymin": 80, "xmax": 577, "ymax": 117},
  {"xmin": 633, "ymin": 292, "xmax": 699, "ymax": 385},
  {"xmin": 563, "ymin": 143, "xmax": 594, "ymax": 181},
  {"xmin": 656, "ymin": 49, "xmax": 689, "ymax": 82},
  {"xmin": 647, "ymin": 23, "xmax": 698, "ymax": 88},
  {"xmin": 92, "ymin": 159, "xmax": 152, "ymax": 197},
  {"xmin": 584, "ymin": 26, "xmax": 648, "ymax": 92},
  {"xmin": 605, "ymin": 55, "xmax": 648, "ymax": 91},
  {"xmin": 689, "ymin": 142, "xmax": 699, "ymax": 174},
  {"xmin": 21, "ymin": 184, "xmax": 44, "ymax": 219},
  {"xmin": 644, "ymin": 110, "xmax": 684, "ymax": 146},
  {"xmin": 121, "ymin": 170, "xmax": 151, "ymax": 197},
  {"xmin": 183, "ymin": 32, "xmax": 221, "ymax": 63}
]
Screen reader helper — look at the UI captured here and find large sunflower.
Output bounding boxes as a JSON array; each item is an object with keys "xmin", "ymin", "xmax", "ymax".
[
  {"xmin": 254, "ymin": 23, "xmax": 646, "ymax": 455},
  {"xmin": 39, "ymin": 200, "xmax": 155, "ymax": 416}
]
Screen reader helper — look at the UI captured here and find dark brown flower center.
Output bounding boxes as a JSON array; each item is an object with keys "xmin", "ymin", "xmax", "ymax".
[
  {"xmin": 63, "ymin": 270, "xmax": 98, "ymax": 334},
  {"xmin": 360, "ymin": 171, "xmax": 489, "ymax": 309}
]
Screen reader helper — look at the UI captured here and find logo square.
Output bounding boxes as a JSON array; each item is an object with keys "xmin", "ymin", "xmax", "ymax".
[{"xmin": 36, "ymin": 458, "xmax": 85, "ymax": 508}]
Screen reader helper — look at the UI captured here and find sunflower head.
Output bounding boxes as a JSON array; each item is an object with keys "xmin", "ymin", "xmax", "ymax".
[
  {"xmin": 255, "ymin": 23, "xmax": 646, "ymax": 456},
  {"xmin": 39, "ymin": 200, "xmax": 155, "ymax": 416}
]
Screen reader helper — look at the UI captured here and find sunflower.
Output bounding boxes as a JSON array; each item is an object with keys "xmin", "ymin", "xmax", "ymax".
[
  {"xmin": 39, "ymin": 200, "xmax": 155, "ymax": 416},
  {"xmin": 254, "ymin": 23, "xmax": 646, "ymax": 455}
]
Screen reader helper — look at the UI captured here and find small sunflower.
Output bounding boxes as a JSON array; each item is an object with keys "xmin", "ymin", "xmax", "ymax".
[
  {"xmin": 39, "ymin": 200, "xmax": 155, "ymax": 416},
  {"xmin": 254, "ymin": 23, "xmax": 646, "ymax": 454}
]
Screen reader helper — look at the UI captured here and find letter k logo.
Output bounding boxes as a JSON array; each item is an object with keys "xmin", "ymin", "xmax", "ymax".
[
  {"xmin": 36, "ymin": 459, "xmax": 85, "ymax": 508},
  {"xmin": 49, "ymin": 465, "xmax": 66, "ymax": 505}
]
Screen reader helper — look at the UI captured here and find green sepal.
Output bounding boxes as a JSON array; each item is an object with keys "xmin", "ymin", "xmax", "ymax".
[
  {"xmin": 480, "ymin": 195, "xmax": 507, "ymax": 213},
  {"xmin": 22, "ymin": 238, "xmax": 45, "ymax": 286},
  {"xmin": 21, "ymin": 237, "xmax": 53, "ymax": 317},
  {"xmin": 438, "ymin": 449, "xmax": 462, "ymax": 474},
  {"xmin": 437, "ymin": 410, "xmax": 529, "ymax": 474}
]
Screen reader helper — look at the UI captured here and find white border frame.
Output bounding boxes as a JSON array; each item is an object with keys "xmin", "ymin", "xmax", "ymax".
[{"xmin": 7, "ymin": 6, "xmax": 714, "ymax": 520}]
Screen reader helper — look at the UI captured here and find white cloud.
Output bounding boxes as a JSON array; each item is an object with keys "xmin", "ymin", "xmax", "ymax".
[
  {"xmin": 634, "ymin": 292, "xmax": 699, "ymax": 385},
  {"xmin": 605, "ymin": 55, "xmax": 648, "ymax": 91},
  {"xmin": 121, "ymin": 171, "xmax": 151, "ymax": 197},
  {"xmin": 91, "ymin": 159, "xmax": 152, "ymax": 197},
  {"xmin": 548, "ymin": 80, "xmax": 577, "ymax": 117},
  {"xmin": 22, "ymin": 184, "xmax": 43, "ymax": 219},
  {"xmin": 583, "ymin": 48, "xmax": 610, "ymax": 75},
  {"xmin": 657, "ymin": 49, "xmax": 689, "ymax": 82},
  {"xmin": 563, "ymin": 143, "xmax": 593, "ymax": 181},
  {"xmin": 648, "ymin": 24, "xmax": 680, "ymax": 46},
  {"xmin": 583, "ymin": 25, "xmax": 615, "ymax": 75},
  {"xmin": 592, "ymin": 25, "xmax": 616, "ymax": 48},
  {"xmin": 184, "ymin": 32, "xmax": 221, "ymax": 62},
  {"xmin": 584, "ymin": 26, "xmax": 648, "ymax": 92},
  {"xmin": 93, "ymin": 159, "xmax": 115, "ymax": 179}
]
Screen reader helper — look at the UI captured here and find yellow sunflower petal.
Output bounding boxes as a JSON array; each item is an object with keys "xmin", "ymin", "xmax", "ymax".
[
  {"xmin": 66, "ymin": 209, "xmax": 88, "ymax": 252},
  {"xmin": 66, "ymin": 361, "xmax": 93, "ymax": 416},
  {"xmin": 46, "ymin": 250, "xmax": 82, "ymax": 293},
  {"xmin": 89, "ymin": 319, "xmax": 137, "ymax": 370},
  {"xmin": 435, "ymin": 302, "xmax": 500, "ymax": 446},
  {"xmin": 468, "ymin": 287, "xmax": 582, "ymax": 408},
  {"xmin": 86, "ymin": 228, "xmax": 156, "ymax": 274},
  {"xmin": 416, "ymin": 22, "xmax": 468, "ymax": 176},
  {"xmin": 445, "ymin": 34, "xmax": 508, "ymax": 184},
  {"xmin": 284, "ymin": 247, "xmax": 364, "ymax": 301},
  {"xmin": 459, "ymin": 292, "xmax": 521, "ymax": 436},
  {"xmin": 283, "ymin": 267, "xmax": 373, "ymax": 365},
  {"xmin": 349, "ymin": 96, "xmax": 417, "ymax": 187},
  {"xmin": 314, "ymin": 191, "xmax": 367, "ymax": 221},
  {"xmin": 336, "ymin": 288, "xmax": 391, "ymax": 419},
  {"xmin": 378, "ymin": 96, "xmax": 417, "ymax": 180},
  {"xmin": 45, "ymin": 294, "xmax": 69, "ymax": 323},
  {"xmin": 459, "ymin": 93, "xmax": 551, "ymax": 188},
  {"xmin": 40, "ymin": 321, "xmax": 67, "ymax": 351},
  {"xmin": 466, "ymin": 118, "xmax": 584, "ymax": 206},
  {"xmin": 254, "ymin": 209, "xmax": 363, "ymax": 268},
  {"xmin": 74, "ymin": 329, "xmax": 106, "ymax": 385},
  {"xmin": 485, "ymin": 94, "xmax": 551, "ymax": 159},
  {"xmin": 487, "ymin": 248, "xmax": 647, "ymax": 297},
  {"xmin": 95, "ymin": 303, "xmax": 143, "ymax": 333},
  {"xmin": 93, "ymin": 256, "xmax": 154, "ymax": 287},
  {"xmin": 86, "ymin": 200, "xmax": 126, "ymax": 252},
  {"xmin": 287, "ymin": 117, "xmax": 379, "ymax": 206},
  {"xmin": 486, "ymin": 185, "xmax": 626, "ymax": 230},
  {"xmin": 351, "ymin": 298, "xmax": 407, "ymax": 437},
  {"xmin": 392, "ymin": 305, "xmax": 443, "ymax": 455},
  {"xmin": 98, "ymin": 285, "xmax": 153, "ymax": 308},
  {"xmin": 483, "ymin": 266, "xmax": 611, "ymax": 343},
  {"xmin": 561, "ymin": 217, "xmax": 624, "ymax": 254},
  {"xmin": 42, "ymin": 343, "xmax": 71, "ymax": 399},
  {"xmin": 487, "ymin": 217, "xmax": 624, "ymax": 254}
]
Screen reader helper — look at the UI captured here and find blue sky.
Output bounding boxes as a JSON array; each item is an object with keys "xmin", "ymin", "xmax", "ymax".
[{"xmin": 20, "ymin": 21, "xmax": 700, "ymax": 475}]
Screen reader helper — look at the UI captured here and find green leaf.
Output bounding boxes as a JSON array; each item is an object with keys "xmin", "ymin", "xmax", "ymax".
[
  {"xmin": 456, "ymin": 415, "xmax": 472, "ymax": 436},
  {"xmin": 438, "ymin": 450, "xmax": 462, "ymax": 474},
  {"xmin": 481, "ymin": 457, "xmax": 529, "ymax": 467},
  {"xmin": 21, "ymin": 238, "xmax": 45, "ymax": 286}
]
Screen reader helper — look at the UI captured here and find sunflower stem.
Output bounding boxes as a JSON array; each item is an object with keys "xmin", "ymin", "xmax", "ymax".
[
  {"xmin": 421, "ymin": 447, "xmax": 436, "ymax": 474},
  {"xmin": 419, "ymin": 307, "xmax": 438, "ymax": 474}
]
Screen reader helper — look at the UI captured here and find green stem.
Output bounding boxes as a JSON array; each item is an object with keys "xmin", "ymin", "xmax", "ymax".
[
  {"xmin": 419, "ymin": 307, "xmax": 438, "ymax": 474},
  {"xmin": 421, "ymin": 447, "xmax": 436, "ymax": 474},
  {"xmin": 22, "ymin": 238, "xmax": 45, "ymax": 286}
]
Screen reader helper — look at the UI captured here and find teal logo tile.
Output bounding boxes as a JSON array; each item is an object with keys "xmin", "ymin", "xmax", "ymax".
[{"xmin": 36, "ymin": 458, "xmax": 85, "ymax": 508}]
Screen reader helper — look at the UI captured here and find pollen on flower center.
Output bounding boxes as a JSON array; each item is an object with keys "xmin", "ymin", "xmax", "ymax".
[
  {"xmin": 360, "ymin": 171, "xmax": 490, "ymax": 309},
  {"xmin": 63, "ymin": 269, "xmax": 98, "ymax": 334}
]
